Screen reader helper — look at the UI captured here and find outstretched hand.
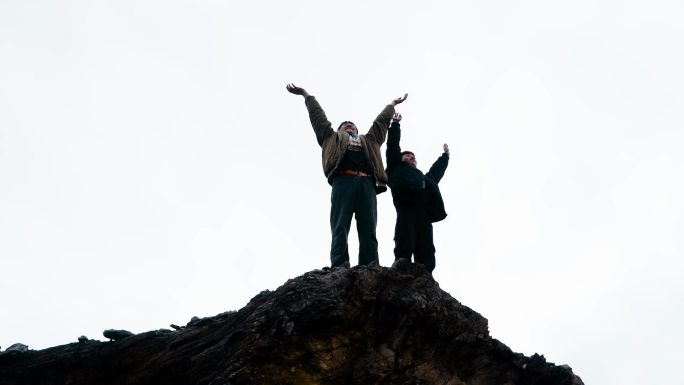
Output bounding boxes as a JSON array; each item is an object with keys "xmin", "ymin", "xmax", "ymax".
[
  {"xmin": 391, "ymin": 93, "xmax": 408, "ymax": 106},
  {"xmin": 443, "ymin": 143, "xmax": 450, "ymax": 156},
  {"xmin": 392, "ymin": 113, "xmax": 402, "ymax": 122},
  {"xmin": 286, "ymin": 83, "xmax": 309, "ymax": 97}
]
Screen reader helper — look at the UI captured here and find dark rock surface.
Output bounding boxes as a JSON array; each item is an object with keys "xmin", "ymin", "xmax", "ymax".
[
  {"xmin": 1, "ymin": 343, "xmax": 29, "ymax": 355},
  {"xmin": 0, "ymin": 264, "xmax": 584, "ymax": 385},
  {"xmin": 103, "ymin": 329, "xmax": 135, "ymax": 342}
]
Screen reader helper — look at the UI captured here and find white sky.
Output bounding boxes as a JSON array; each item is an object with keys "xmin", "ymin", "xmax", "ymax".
[{"xmin": 1, "ymin": 1, "xmax": 683, "ymax": 384}]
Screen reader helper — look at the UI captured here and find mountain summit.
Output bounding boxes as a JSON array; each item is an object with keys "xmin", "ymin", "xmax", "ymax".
[{"xmin": 0, "ymin": 263, "xmax": 583, "ymax": 385}]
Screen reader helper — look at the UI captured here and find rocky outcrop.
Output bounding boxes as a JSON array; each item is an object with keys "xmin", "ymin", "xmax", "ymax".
[{"xmin": 0, "ymin": 263, "xmax": 583, "ymax": 385}]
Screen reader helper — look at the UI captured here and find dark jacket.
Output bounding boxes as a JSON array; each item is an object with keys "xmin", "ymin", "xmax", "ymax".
[
  {"xmin": 305, "ymin": 96, "xmax": 393, "ymax": 194},
  {"xmin": 385, "ymin": 122, "xmax": 449, "ymax": 222}
]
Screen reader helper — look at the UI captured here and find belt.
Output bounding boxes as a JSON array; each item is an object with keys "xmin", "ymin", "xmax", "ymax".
[{"xmin": 335, "ymin": 169, "xmax": 370, "ymax": 177}]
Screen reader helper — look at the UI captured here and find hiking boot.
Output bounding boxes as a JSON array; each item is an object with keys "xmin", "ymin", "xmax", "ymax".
[
  {"xmin": 391, "ymin": 258, "xmax": 410, "ymax": 269},
  {"xmin": 332, "ymin": 261, "xmax": 350, "ymax": 269}
]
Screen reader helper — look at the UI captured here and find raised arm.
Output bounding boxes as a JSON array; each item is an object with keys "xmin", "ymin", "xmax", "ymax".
[
  {"xmin": 287, "ymin": 83, "xmax": 334, "ymax": 146},
  {"xmin": 385, "ymin": 113, "xmax": 403, "ymax": 172},
  {"xmin": 425, "ymin": 143, "xmax": 450, "ymax": 183},
  {"xmin": 365, "ymin": 93, "xmax": 407, "ymax": 144}
]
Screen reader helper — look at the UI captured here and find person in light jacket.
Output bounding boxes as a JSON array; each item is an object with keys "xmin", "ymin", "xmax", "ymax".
[{"xmin": 287, "ymin": 83, "xmax": 407, "ymax": 268}]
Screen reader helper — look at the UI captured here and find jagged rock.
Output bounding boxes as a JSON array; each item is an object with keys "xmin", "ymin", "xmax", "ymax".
[
  {"xmin": 186, "ymin": 316, "xmax": 203, "ymax": 327},
  {"xmin": 170, "ymin": 324, "xmax": 183, "ymax": 330},
  {"xmin": 103, "ymin": 329, "xmax": 134, "ymax": 341},
  {"xmin": 0, "ymin": 265, "xmax": 583, "ymax": 385},
  {"xmin": 77, "ymin": 336, "xmax": 88, "ymax": 344},
  {"xmin": 3, "ymin": 343, "xmax": 28, "ymax": 353}
]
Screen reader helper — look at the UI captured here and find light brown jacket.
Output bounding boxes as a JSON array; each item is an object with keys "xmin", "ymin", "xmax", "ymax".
[{"xmin": 305, "ymin": 96, "xmax": 394, "ymax": 193}]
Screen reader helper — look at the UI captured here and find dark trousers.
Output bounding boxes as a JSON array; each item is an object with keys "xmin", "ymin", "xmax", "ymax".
[
  {"xmin": 394, "ymin": 206, "xmax": 435, "ymax": 272},
  {"xmin": 330, "ymin": 175, "xmax": 378, "ymax": 267}
]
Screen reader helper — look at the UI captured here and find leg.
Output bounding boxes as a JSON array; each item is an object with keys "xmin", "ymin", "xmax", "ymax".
[
  {"xmin": 393, "ymin": 206, "xmax": 417, "ymax": 262},
  {"xmin": 330, "ymin": 176, "xmax": 355, "ymax": 267},
  {"xmin": 355, "ymin": 177, "xmax": 378, "ymax": 266},
  {"xmin": 414, "ymin": 209, "xmax": 436, "ymax": 272}
]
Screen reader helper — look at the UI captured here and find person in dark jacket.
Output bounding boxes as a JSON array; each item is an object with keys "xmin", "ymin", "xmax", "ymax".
[{"xmin": 385, "ymin": 113, "xmax": 449, "ymax": 272}]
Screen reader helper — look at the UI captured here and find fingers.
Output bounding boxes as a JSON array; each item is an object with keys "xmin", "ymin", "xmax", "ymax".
[
  {"xmin": 393, "ymin": 113, "xmax": 402, "ymax": 122},
  {"xmin": 286, "ymin": 83, "xmax": 303, "ymax": 94},
  {"xmin": 393, "ymin": 93, "xmax": 408, "ymax": 104}
]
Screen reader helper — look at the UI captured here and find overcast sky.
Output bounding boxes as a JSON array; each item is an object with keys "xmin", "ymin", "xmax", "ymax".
[{"xmin": 1, "ymin": 1, "xmax": 683, "ymax": 384}]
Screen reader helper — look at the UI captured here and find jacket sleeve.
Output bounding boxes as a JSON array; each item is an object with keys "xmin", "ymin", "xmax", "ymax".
[
  {"xmin": 364, "ymin": 104, "xmax": 394, "ymax": 145},
  {"xmin": 304, "ymin": 96, "xmax": 335, "ymax": 147},
  {"xmin": 426, "ymin": 153, "xmax": 449, "ymax": 183},
  {"xmin": 385, "ymin": 121, "xmax": 402, "ymax": 173}
]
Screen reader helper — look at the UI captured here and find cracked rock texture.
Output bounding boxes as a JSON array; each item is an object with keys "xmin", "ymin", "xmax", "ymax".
[{"xmin": 0, "ymin": 264, "xmax": 584, "ymax": 385}]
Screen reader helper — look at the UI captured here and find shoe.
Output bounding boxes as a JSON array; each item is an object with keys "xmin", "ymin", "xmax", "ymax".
[
  {"xmin": 331, "ymin": 261, "xmax": 350, "ymax": 269},
  {"xmin": 391, "ymin": 258, "xmax": 410, "ymax": 269}
]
